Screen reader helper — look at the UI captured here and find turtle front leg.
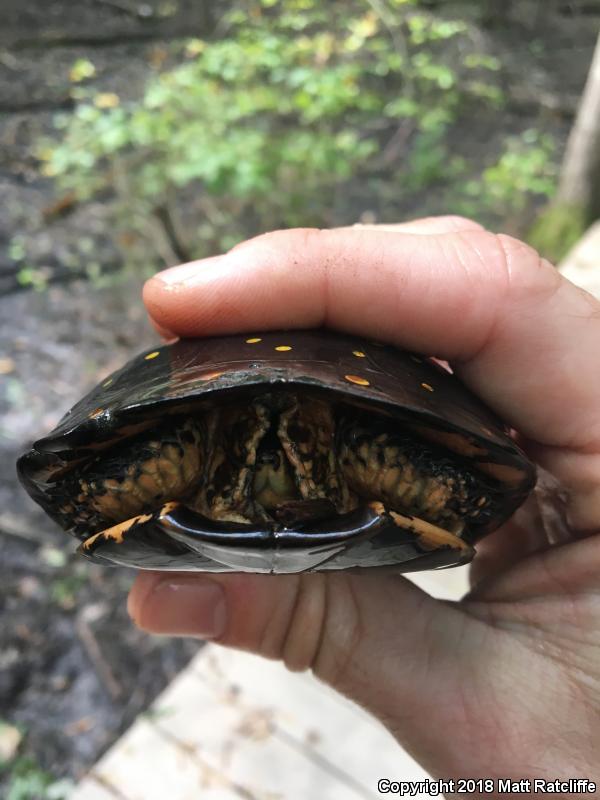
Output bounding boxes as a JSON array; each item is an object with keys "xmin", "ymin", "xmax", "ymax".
[
  {"xmin": 336, "ymin": 416, "xmax": 493, "ymax": 537},
  {"xmin": 64, "ymin": 418, "xmax": 205, "ymax": 539}
]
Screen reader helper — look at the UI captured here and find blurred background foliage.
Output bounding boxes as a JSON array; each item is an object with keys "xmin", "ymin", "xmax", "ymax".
[{"xmin": 37, "ymin": 0, "xmax": 560, "ymax": 274}]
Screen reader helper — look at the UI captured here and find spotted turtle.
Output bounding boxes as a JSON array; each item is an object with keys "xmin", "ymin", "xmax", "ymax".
[{"xmin": 17, "ymin": 330, "xmax": 536, "ymax": 573}]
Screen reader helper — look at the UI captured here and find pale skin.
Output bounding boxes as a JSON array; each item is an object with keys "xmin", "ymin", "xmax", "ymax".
[{"xmin": 127, "ymin": 216, "xmax": 600, "ymax": 789}]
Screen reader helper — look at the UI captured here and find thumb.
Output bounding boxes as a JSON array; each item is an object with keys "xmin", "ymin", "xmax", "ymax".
[{"xmin": 127, "ymin": 571, "xmax": 463, "ymax": 735}]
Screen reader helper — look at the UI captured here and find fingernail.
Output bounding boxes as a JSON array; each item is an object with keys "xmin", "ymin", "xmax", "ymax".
[
  {"xmin": 133, "ymin": 577, "xmax": 227, "ymax": 639},
  {"xmin": 153, "ymin": 254, "xmax": 228, "ymax": 287}
]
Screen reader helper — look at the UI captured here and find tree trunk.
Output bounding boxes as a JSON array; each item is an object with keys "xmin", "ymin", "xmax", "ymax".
[{"xmin": 556, "ymin": 31, "xmax": 600, "ymax": 220}]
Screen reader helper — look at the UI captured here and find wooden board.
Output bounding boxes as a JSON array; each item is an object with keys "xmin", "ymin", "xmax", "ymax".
[{"xmin": 70, "ymin": 644, "xmax": 429, "ymax": 800}]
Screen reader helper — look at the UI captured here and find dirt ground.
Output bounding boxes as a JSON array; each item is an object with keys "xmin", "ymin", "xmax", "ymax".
[
  {"xmin": 0, "ymin": 0, "xmax": 598, "ymax": 795},
  {"xmin": 0, "ymin": 284, "xmax": 205, "ymax": 795}
]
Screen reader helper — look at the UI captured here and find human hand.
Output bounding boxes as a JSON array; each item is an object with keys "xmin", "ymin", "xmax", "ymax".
[{"xmin": 127, "ymin": 216, "xmax": 600, "ymax": 783}]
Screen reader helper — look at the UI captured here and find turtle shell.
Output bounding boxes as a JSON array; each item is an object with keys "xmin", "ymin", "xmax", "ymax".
[{"xmin": 17, "ymin": 329, "xmax": 536, "ymax": 573}]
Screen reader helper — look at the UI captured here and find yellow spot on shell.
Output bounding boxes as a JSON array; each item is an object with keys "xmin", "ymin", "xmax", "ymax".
[
  {"xmin": 353, "ymin": 350, "xmax": 366, "ymax": 358},
  {"xmin": 89, "ymin": 408, "xmax": 104, "ymax": 419},
  {"xmin": 345, "ymin": 374, "xmax": 370, "ymax": 387},
  {"xmin": 102, "ymin": 378, "xmax": 113, "ymax": 388},
  {"xmin": 246, "ymin": 337, "xmax": 262, "ymax": 344},
  {"xmin": 275, "ymin": 345, "xmax": 292, "ymax": 352},
  {"xmin": 199, "ymin": 370, "xmax": 224, "ymax": 381},
  {"xmin": 144, "ymin": 351, "xmax": 160, "ymax": 361},
  {"xmin": 421, "ymin": 382, "xmax": 434, "ymax": 392}
]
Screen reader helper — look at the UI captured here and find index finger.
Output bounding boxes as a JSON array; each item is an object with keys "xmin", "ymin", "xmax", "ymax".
[{"xmin": 143, "ymin": 225, "xmax": 600, "ymax": 530}]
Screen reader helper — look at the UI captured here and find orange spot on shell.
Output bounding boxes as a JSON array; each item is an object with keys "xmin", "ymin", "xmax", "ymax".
[
  {"xmin": 275, "ymin": 345, "xmax": 292, "ymax": 352},
  {"xmin": 345, "ymin": 374, "xmax": 370, "ymax": 387},
  {"xmin": 89, "ymin": 408, "xmax": 104, "ymax": 419},
  {"xmin": 144, "ymin": 351, "xmax": 160, "ymax": 360},
  {"xmin": 246, "ymin": 337, "xmax": 262, "ymax": 344},
  {"xmin": 352, "ymin": 350, "xmax": 366, "ymax": 358},
  {"xmin": 199, "ymin": 370, "xmax": 224, "ymax": 381},
  {"xmin": 421, "ymin": 382, "xmax": 434, "ymax": 392}
]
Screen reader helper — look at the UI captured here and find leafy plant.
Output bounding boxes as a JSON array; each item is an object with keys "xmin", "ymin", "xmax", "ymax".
[
  {"xmin": 454, "ymin": 128, "xmax": 557, "ymax": 219},
  {"xmin": 50, "ymin": 572, "xmax": 87, "ymax": 610},
  {"xmin": 528, "ymin": 202, "xmax": 586, "ymax": 263},
  {"xmin": 39, "ymin": 0, "xmax": 548, "ymax": 270},
  {"xmin": 479, "ymin": 128, "xmax": 557, "ymax": 212},
  {"xmin": 1, "ymin": 756, "xmax": 73, "ymax": 800}
]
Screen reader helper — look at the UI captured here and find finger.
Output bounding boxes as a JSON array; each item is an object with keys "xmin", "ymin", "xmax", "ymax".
[
  {"xmin": 229, "ymin": 216, "xmax": 484, "ymax": 255},
  {"xmin": 468, "ymin": 497, "xmax": 548, "ymax": 587},
  {"xmin": 346, "ymin": 215, "xmax": 485, "ymax": 234},
  {"xmin": 127, "ymin": 568, "xmax": 472, "ymax": 768},
  {"xmin": 467, "ymin": 524, "xmax": 600, "ymax": 603},
  {"xmin": 144, "ymin": 223, "xmax": 600, "ymax": 458},
  {"xmin": 127, "ymin": 548, "xmax": 600, "ymax": 777}
]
